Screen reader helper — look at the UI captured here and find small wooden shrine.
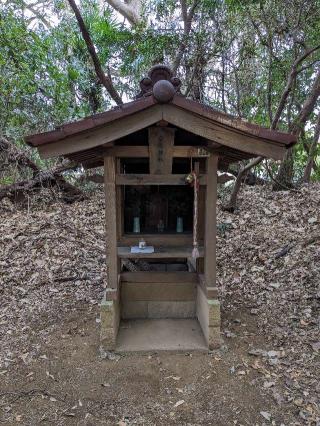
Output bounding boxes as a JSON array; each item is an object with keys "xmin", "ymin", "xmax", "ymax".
[{"xmin": 26, "ymin": 65, "xmax": 296, "ymax": 351}]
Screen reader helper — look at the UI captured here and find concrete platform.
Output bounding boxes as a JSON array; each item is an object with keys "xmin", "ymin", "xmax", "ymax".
[{"xmin": 116, "ymin": 319, "xmax": 208, "ymax": 352}]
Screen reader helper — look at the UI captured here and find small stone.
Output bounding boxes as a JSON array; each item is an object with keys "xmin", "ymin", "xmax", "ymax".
[
  {"xmin": 224, "ymin": 330, "xmax": 236, "ymax": 338},
  {"xmin": 269, "ymin": 283, "xmax": 281, "ymax": 289},
  {"xmin": 311, "ymin": 341, "xmax": 320, "ymax": 351},
  {"xmin": 267, "ymin": 350, "xmax": 280, "ymax": 358},
  {"xmin": 260, "ymin": 411, "xmax": 271, "ymax": 421},
  {"xmin": 272, "ymin": 390, "xmax": 284, "ymax": 405},
  {"xmin": 308, "ymin": 217, "xmax": 317, "ymax": 224},
  {"xmin": 174, "ymin": 400, "xmax": 185, "ymax": 408},
  {"xmin": 263, "ymin": 381, "xmax": 275, "ymax": 388},
  {"xmin": 248, "ymin": 349, "xmax": 265, "ymax": 356}
]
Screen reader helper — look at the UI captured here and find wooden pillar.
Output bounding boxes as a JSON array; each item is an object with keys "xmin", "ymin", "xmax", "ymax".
[
  {"xmin": 204, "ymin": 154, "xmax": 218, "ymax": 287},
  {"xmin": 148, "ymin": 127, "xmax": 175, "ymax": 174},
  {"xmin": 200, "ymin": 153, "xmax": 221, "ymax": 349},
  {"xmin": 104, "ymin": 156, "xmax": 118, "ymax": 289}
]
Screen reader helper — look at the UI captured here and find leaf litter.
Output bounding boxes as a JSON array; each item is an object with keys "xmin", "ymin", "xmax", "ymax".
[{"xmin": 0, "ymin": 183, "xmax": 319, "ymax": 424}]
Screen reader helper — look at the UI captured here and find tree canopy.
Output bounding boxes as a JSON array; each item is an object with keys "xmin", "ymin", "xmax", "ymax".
[{"xmin": 1, "ymin": 0, "xmax": 320, "ymax": 202}]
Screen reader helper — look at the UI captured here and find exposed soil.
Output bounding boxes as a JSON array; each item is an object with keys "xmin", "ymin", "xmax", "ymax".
[
  {"xmin": 0, "ymin": 304, "xmax": 295, "ymax": 426},
  {"xmin": 0, "ymin": 184, "xmax": 319, "ymax": 425}
]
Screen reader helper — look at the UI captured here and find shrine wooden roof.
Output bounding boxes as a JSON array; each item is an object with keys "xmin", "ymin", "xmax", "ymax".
[{"xmin": 25, "ymin": 64, "xmax": 296, "ymax": 167}]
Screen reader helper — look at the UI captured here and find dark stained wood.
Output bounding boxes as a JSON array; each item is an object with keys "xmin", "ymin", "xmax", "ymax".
[
  {"xmin": 104, "ymin": 146, "xmax": 149, "ymax": 157},
  {"xmin": 198, "ymin": 274, "xmax": 218, "ymax": 298},
  {"xmin": 115, "ymin": 174, "xmax": 207, "ymax": 185},
  {"xmin": 162, "ymin": 104, "xmax": 286, "ymax": 160},
  {"xmin": 121, "ymin": 271, "xmax": 199, "ymax": 283},
  {"xmin": 103, "ymin": 145, "xmax": 213, "ymax": 158},
  {"xmin": 118, "ymin": 246, "xmax": 204, "ymax": 259},
  {"xmin": 204, "ymin": 154, "xmax": 218, "ymax": 287},
  {"xmin": 118, "ymin": 234, "xmax": 196, "ymax": 246},
  {"xmin": 104, "ymin": 156, "xmax": 119, "ymax": 289},
  {"xmin": 148, "ymin": 127, "xmax": 175, "ymax": 174},
  {"xmin": 116, "ymin": 158, "xmax": 123, "ymax": 239},
  {"xmin": 121, "ymin": 281, "xmax": 196, "ymax": 302},
  {"xmin": 26, "ymin": 93, "xmax": 295, "ymax": 149},
  {"xmin": 38, "ymin": 105, "xmax": 163, "ymax": 159}
]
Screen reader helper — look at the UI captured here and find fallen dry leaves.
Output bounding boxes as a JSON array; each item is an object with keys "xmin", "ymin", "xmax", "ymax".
[
  {"xmin": 0, "ymin": 183, "xmax": 319, "ymax": 424},
  {"xmin": 217, "ymin": 183, "xmax": 320, "ymax": 425}
]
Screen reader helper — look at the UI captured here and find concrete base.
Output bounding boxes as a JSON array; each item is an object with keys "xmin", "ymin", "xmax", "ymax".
[
  {"xmin": 100, "ymin": 298, "xmax": 120, "ymax": 351},
  {"xmin": 100, "ymin": 272, "xmax": 222, "ymax": 352},
  {"xmin": 115, "ymin": 319, "xmax": 208, "ymax": 352},
  {"xmin": 196, "ymin": 286, "xmax": 221, "ymax": 350}
]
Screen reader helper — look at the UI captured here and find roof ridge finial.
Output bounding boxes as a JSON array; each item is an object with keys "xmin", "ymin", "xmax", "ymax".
[{"xmin": 137, "ymin": 64, "xmax": 182, "ymax": 103}]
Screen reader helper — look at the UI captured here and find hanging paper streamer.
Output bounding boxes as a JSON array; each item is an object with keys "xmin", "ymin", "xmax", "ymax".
[{"xmin": 185, "ymin": 171, "xmax": 199, "ymax": 259}]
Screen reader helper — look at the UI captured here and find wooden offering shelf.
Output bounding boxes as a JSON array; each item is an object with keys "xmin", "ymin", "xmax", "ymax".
[{"xmin": 117, "ymin": 246, "xmax": 204, "ymax": 259}]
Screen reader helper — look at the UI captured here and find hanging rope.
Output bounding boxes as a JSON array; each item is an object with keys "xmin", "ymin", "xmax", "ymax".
[{"xmin": 186, "ymin": 170, "xmax": 200, "ymax": 259}]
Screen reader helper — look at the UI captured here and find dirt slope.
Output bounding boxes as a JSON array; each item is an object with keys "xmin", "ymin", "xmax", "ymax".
[{"xmin": 0, "ymin": 184, "xmax": 319, "ymax": 425}]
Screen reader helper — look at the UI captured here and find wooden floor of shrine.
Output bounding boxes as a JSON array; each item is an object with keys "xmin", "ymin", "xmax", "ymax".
[{"xmin": 115, "ymin": 319, "xmax": 207, "ymax": 352}]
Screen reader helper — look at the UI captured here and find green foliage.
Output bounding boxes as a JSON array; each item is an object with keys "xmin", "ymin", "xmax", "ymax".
[{"xmin": 0, "ymin": 0, "xmax": 320, "ymax": 183}]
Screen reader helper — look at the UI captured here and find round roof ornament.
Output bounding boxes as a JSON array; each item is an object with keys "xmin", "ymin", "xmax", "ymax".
[{"xmin": 153, "ymin": 79, "xmax": 175, "ymax": 103}]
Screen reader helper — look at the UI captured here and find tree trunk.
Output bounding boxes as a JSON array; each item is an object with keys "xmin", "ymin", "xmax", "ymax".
[
  {"xmin": 172, "ymin": 0, "xmax": 199, "ymax": 74},
  {"xmin": 273, "ymin": 68, "xmax": 320, "ymax": 190},
  {"xmin": 302, "ymin": 112, "xmax": 320, "ymax": 182},
  {"xmin": 106, "ymin": 0, "xmax": 142, "ymax": 26},
  {"xmin": 0, "ymin": 137, "xmax": 84, "ymax": 203},
  {"xmin": 0, "ymin": 167, "xmax": 84, "ymax": 203},
  {"xmin": 223, "ymin": 157, "xmax": 262, "ymax": 212},
  {"xmin": 67, "ymin": 0, "xmax": 123, "ymax": 106}
]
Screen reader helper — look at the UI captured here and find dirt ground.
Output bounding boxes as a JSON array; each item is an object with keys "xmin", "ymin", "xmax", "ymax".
[
  {"xmin": 0, "ymin": 303, "xmax": 296, "ymax": 426},
  {"xmin": 1, "ymin": 184, "xmax": 319, "ymax": 425}
]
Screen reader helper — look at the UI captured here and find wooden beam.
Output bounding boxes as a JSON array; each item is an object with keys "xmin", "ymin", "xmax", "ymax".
[
  {"xmin": 118, "ymin": 234, "xmax": 195, "ymax": 246},
  {"xmin": 118, "ymin": 246, "xmax": 204, "ymax": 259},
  {"xmin": 103, "ymin": 146, "xmax": 212, "ymax": 158},
  {"xmin": 198, "ymin": 274, "xmax": 218, "ymax": 298},
  {"xmin": 104, "ymin": 146, "xmax": 149, "ymax": 157},
  {"xmin": 38, "ymin": 105, "xmax": 163, "ymax": 159},
  {"xmin": 148, "ymin": 127, "xmax": 175, "ymax": 174},
  {"xmin": 104, "ymin": 156, "xmax": 119, "ymax": 289},
  {"xmin": 121, "ymin": 271, "xmax": 199, "ymax": 283},
  {"xmin": 204, "ymin": 154, "xmax": 218, "ymax": 287},
  {"xmin": 85, "ymin": 170, "xmax": 228, "ymax": 185},
  {"xmin": 162, "ymin": 104, "xmax": 285, "ymax": 160},
  {"xmin": 115, "ymin": 174, "xmax": 207, "ymax": 185}
]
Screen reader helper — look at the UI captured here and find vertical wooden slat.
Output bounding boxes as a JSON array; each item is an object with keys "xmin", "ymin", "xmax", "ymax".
[
  {"xmin": 115, "ymin": 158, "xmax": 123, "ymax": 239},
  {"xmin": 204, "ymin": 154, "xmax": 218, "ymax": 287},
  {"xmin": 104, "ymin": 156, "xmax": 118, "ymax": 289},
  {"xmin": 148, "ymin": 127, "xmax": 175, "ymax": 174}
]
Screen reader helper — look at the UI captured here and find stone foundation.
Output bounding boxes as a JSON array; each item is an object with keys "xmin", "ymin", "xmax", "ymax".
[
  {"xmin": 196, "ymin": 285, "xmax": 221, "ymax": 350},
  {"xmin": 208, "ymin": 299, "xmax": 221, "ymax": 349},
  {"xmin": 100, "ymin": 275, "xmax": 222, "ymax": 351},
  {"xmin": 100, "ymin": 296, "xmax": 120, "ymax": 350}
]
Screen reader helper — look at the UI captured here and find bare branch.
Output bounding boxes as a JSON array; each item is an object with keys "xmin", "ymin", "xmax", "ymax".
[
  {"xmin": 272, "ymin": 45, "xmax": 320, "ymax": 129},
  {"xmin": 20, "ymin": 0, "xmax": 52, "ymax": 28},
  {"xmin": 302, "ymin": 112, "xmax": 320, "ymax": 183},
  {"xmin": 290, "ymin": 67, "xmax": 320, "ymax": 135},
  {"xmin": 223, "ymin": 156, "xmax": 262, "ymax": 212},
  {"xmin": 172, "ymin": 0, "xmax": 199, "ymax": 74},
  {"xmin": 105, "ymin": 0, "xmax": 142, "ymax": 26},
  {"xmin": 273, "ymin": 68, "xmax": 320, "ymax": 189},
  {"xmin": 0, "ymin": 137, "xmax": 83, "ymax": 202}
]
